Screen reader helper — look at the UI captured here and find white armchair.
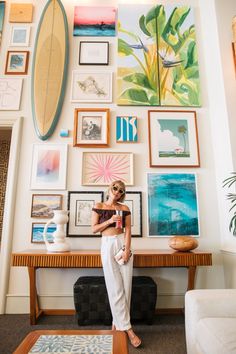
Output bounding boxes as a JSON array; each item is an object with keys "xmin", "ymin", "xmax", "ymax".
[{"xmin": 185, "ymin": 289, "xmax": 236, "ymax": 354}]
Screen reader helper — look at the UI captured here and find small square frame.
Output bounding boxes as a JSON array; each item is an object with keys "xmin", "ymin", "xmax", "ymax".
[
  {"xmin": 31, "ymin": 194, "xmax": 63, "ymax": 218},
  {"xmin": 5, "ymin": 50, "xmax": 29, "ymax": 74},
  {"xmin": 10, "ymin": 25, "xmax": 30, "ymax": 46},
  {"xmin": 67, "ymin": 191, "xmax": 104, "ymax": 237},
  {"xmin": 73, "ymin": 108, "xmax": 110, "ymax": 147},
  {"xmin": 79, "ymin": 41, "xmax": 109, "ymax": 65}
]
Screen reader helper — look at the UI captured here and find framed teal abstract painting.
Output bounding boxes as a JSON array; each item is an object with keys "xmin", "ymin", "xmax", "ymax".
[
  {"xmin": 116, "ymin": 116, "xmax": 138, "ymax": 142},
  {"xmin": 148, "ymin": 110, "xmax": 200, "ymax": 167},
  {"xmin": 117, "ymin": 4, "xmax": 201, "ymax": 107},
  {"xmin": 0, "ymin": 1, "xmax": 5, "ymax": 51},
  {"xmin": 147, "ymin": 173, "xmax": 199, "ymax": 237}
]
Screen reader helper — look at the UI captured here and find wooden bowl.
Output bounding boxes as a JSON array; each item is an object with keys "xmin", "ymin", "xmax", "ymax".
[{"xmin": 168, "ymin": 236, "xmax": 198, "ymax": 252}]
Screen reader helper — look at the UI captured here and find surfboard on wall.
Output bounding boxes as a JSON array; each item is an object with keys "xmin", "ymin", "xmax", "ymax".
[{"xmin": 31, "ymin": 0, "xmax": 69, "ymax": 140}]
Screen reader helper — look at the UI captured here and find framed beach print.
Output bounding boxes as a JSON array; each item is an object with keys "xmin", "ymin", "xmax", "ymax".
[
  {"xmin": 10, "ymin": 25, "xmax": 30, "ymax": 46},
  {"xmin": 125, "ymin": 192, "xmax": 142, "ymax": 237},
  {"xmin": 73, "ymin": 6, "xmax": 116, "ymax": 37},
  {"xmin": 148, "ymin": 110, "xmax": 200, "ymax": 167},
  {"xmin": 0, "ymin": 78, "xmax": 23, "ymax": 110},
  {"xmin": 31, "ymin": 194, "xmax": 63, "ymax": 218},
  {"xmin": 116, "ymin": 116, "xmax": 138, "ymax": 143},
  {"xmin": 0, "ymin": 1, "xmax": 5, "ymax": 51},
  {"xmin": 30, "ymin": 144, "xmax": 68, "ymax": 190},
  {"xmin": 67, "ymin": 191, "xmax": 104, "ymax": 237},
  {"xmin": 147, "ymin": 173, "xmax": 200, "ymax": 237},
  {"xmin": 5, "ymin": 50, "xmax": 29, "ymax": 74},
  {"xmin": 82, "ymin": 152, "xmax": 134, "ymax": 186},
  {"xmin": 71, "ymin": 70, "xmax": 112, "ymax": 103},
  {"xmin": 31, "ymin": 223, "xmax": 55, "ymax": 243},
  {"xmin": 73, "ymin": 108, "xmax": 110, "ymax": 147},
  {"xmin": 79, "ymin": 41, "xmax": 109, "ymax": 65}
]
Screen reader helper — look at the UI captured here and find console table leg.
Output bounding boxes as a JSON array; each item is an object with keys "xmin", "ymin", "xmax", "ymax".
[
  {"xmin": 28, "ymin": 267, "xmax": 37, "ymax": 325},
  {"xmin": 187, "ymin": 266, "xmax": 196, "ymax": 291}
]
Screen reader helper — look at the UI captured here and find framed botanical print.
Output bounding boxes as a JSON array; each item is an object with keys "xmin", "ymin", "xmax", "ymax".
[
  {"xmin": 147, "ymin": 173, "xmax": 200, "ymax": 237},
  {"xmin": 125, "ymin": 192, "xmax": 142, "ymax": 237},
  {"xmin": 5, "ymin": 50, "xmax": 29, "ymax": 74},
  {"xmin": 73, "ymin": 108, "xmax": 109, "ymax": 147},
  {"xmin": 71, "ymin": 70, "xmax": 112, "ymax": 103},
  {"xmin": 67, "ymin": 191, "xmax": 104, "ymax": 237},
  {"xmin": 30, "ymin": 144, "xmax": 68, "ymax": 190},
  {"xmin": 79, "ymin": 41, "xmax": 109, "ymax": 65},
  {"xmin": 148, "ymin": 110, "xmax": 200, "ymax": 167},
  {"xmin": 31, "ymin": 194, "xmax": 63, "ymax": 218},
  {"xmin": 82, "ymin": 151, "xmax": 134, "ymax": 186}
]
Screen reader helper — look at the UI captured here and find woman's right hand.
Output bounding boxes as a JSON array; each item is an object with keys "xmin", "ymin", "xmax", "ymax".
[{"xmin": 109, "ymin": 214, "xmax": 121, "ymax": 224}]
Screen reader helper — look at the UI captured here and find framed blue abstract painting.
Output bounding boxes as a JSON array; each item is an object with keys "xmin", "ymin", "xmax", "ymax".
[
  {"xmin": 147, "ymin": 173, "xmax": 199, "ymax": 237},
  {"xmin": 116, "ymin": 116, "xmax": 138, "ymax": 142}
]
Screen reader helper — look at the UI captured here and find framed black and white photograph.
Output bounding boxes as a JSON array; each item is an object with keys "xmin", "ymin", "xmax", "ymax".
[
  {"xmin": 67, "ymin": 191, "xmax": 104, "ymax": 237},
  {"xmin": 79, "ymin": 41, "xmax": 109, "ymax": 65},
  {"xmin": 125, "ymin": 191, "xmax": 142, "ymax": 237}
]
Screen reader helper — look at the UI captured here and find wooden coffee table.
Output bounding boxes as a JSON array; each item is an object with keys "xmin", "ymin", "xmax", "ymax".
[{"xmin": 13, "ymin": 329, "xmax": 129, "ymax": 354}]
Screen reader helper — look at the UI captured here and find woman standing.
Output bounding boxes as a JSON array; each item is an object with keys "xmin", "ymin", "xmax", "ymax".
[{"xmin": 92, "ymin": 180, "xmax": 141, "ymax": 348}]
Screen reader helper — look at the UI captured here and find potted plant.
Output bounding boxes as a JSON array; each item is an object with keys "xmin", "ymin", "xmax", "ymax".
[{"xmin": 223, "ymin": 172, "xmax": 236, "ymax": 235}]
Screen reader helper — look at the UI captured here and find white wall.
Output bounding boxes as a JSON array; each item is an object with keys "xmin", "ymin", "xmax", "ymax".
[{"xmin": 1, "ymin": 0, "xmax": 235, "ymax": 313}]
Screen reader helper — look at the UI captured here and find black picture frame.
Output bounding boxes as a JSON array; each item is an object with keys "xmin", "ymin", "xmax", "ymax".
[
  {"xmin": 125, "ymin": 191, "xmax": 142, "ymax": 237},
  {"xmin": 79, "ymin": 41, "xmax": 109, "ymax": 65}
]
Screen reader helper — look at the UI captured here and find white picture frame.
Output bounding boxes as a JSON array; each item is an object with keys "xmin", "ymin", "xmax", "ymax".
[
  {"xmin": 0, "ymin": 78, "xmax": 23, "ymax": 110},
  {"xmin": 10, "ymin": 25, "xmax": 30, "ymax": 46},
  {"xmin": 71, "ymin": 70, "xmax": 112, "ymax": 103},
  {"xmin": 30, "ymin": 144, "xmax": 68, "ymax": 190}
]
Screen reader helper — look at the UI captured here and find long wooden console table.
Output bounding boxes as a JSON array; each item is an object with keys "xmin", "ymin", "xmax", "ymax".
[{"xmin": 12, "ymin": 249, "xmax": 212, "ymax": 325}]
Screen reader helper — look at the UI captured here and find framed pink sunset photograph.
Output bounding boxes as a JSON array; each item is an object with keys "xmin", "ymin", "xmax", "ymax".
[{"xmin": 73, "ymin": 6, "xmax": 116, "ymax": 36}]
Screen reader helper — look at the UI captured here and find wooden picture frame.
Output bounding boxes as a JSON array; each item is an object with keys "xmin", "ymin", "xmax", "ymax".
[
  {"xmin": 10, "ymin": 25, "xmax": 30, "ymax": 46},
  {"xmin": 147, "ymin": 173, "xmax": 200, "ymax": 237},
  {"xmin": 31, "ymin": 222, "xmax": 55, "ymax": 243},
  {"xmin": 30, "ymin": 144, "xmax": 68, "ymax": 190},
  {"xmin": 79, "ymin": 41, "xmax": 109, "ymax": 65},
  {"xmin": 31, "ymin": 194, "xmax": 63, "ymax": 218},
  {"xmin": 67, "ymin": 191, "xmax": 104, "ymax": 237},
  {"xmin": 148, "ymin": 110, "xmax": 200, "ymax": 167},
  {"xmin": 125, "ymin": 192, "xmax": 142, "ymax": 237},
  {"xmin": 5, "ymin": 50, "xmax": 29, "ymax": 74},
  {"xmin": 82, "ymin": 151, "xmax": 134, "ymax": 186},
  {"xmin": 9, "ymin": 3, "xmax": 34, "ymax": 23},
  {"xmin": 73, "ymin": 108, "xmax": 110, "ymax": 147},
  {"xmin": 71, "ymin": 70, "xmax": 112, "ymax": 103}
]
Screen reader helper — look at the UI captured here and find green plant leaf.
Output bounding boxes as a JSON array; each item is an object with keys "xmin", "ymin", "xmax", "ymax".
[
  {"xmin": 139, "ymin": 15, "xmax": 151, "ymax": 36},
  {"xmin": 123, "ymin": 73, "xmax": 155, "ymax": 91},
  {"xmin": 119, "ymin": 88, "xmax": 151, "ymax": 105},
  {"xmin": 118, "ymin": 38, "xmax": 134, "ymax": 56},
  {"xmin": 145, "ymin": 5, "xmax": 166, "ymax": 40}
]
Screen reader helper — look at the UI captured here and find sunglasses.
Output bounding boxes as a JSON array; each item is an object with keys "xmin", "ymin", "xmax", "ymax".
[{"xmin": 112, "ymin": 185, "xmax": 125, "ymax": 195}]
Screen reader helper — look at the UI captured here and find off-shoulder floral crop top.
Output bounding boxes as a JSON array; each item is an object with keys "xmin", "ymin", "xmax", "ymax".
[{"xmin": 92, "ymin": 208, "xmax": 131, "ymax": 228}]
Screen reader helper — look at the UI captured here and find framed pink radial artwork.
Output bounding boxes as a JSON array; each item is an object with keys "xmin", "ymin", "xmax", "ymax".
[{"xmin": 82, "ymin": 152, "xmax": 134, "ymax": 185}]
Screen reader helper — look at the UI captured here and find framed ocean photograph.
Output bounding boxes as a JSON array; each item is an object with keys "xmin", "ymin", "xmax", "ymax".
[
  {"xmin": 148, "ymin": 110, "xmax": 200, "ymax": 167},
  {"xmin": 31, "ymin": 223, "xmax": 56, "ymax": 243},
  {"xmin": 116, "ymin": 116, "xmax": 138, "ymax": 143},
  {"xmin": 0, "ymin": 1, "xmax": 5, "ymax": 51},
  {"xmin": 5, "ymin": 50, "xmax": 29, "ymax": 74},
  {"xmin": 73, "ymin": 6, "xmax": 116, "ymax": 37},
  {"xmin": 147, "ymin": 173, "xmax": 200, "ymax": 237},
  {"xmin": 67, "ymin": 191, "xmax": 104, "ymax": 237},
  {"xmin": 71, "ymin": 71, "xmax": 112, "ymax": 103}
]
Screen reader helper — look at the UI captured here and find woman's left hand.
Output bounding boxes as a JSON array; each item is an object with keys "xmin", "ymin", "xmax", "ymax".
[{"xmin": 122, "ymin": 249, "xmax": 131, "ymax": 263}]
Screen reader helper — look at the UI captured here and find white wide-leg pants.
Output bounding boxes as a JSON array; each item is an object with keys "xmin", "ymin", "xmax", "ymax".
[{"xmin": 101, "ymin": 233, "xmax": 133, "ymax": 331}]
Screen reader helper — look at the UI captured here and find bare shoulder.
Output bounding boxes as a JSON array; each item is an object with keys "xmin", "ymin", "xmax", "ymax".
[
  {"xmin": 121, "ymin": 204, "xmax": 130, "ymax": 212},
  {"xmin": 94, "ymin": 202, "xmax": 104, "ymax": 209}
]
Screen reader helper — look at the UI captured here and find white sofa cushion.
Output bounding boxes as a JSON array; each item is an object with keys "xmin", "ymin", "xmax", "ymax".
[{"xmin": 196, "ymin": 318, "xmax": 236, "ymax": 354}]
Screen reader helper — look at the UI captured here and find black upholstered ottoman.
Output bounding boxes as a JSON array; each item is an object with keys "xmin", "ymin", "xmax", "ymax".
[
  {"xmin": 73, "ymin": 276, "xmax": 112, "ymax": 325},
  {"xmin": 131, "ymin": 276, "xmax": 157, "ymax": 324}
]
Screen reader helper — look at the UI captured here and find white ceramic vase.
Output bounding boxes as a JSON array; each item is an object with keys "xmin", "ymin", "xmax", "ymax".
[{"xmin": 43, "ymin": 210, "xmax": 70, "ymax": 252}]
